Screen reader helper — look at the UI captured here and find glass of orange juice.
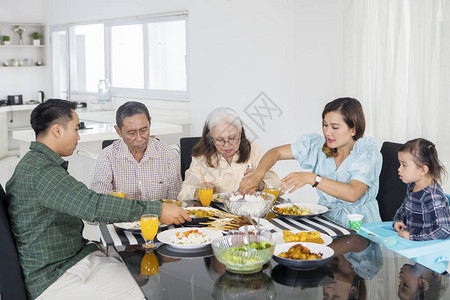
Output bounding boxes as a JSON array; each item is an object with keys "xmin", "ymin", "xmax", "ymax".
[
  {"xmin": 110, "ymin": 190, "xmax": 125, "ymax": 198},
  {"xmin": 198, "ymin": 187, "xmax": 214, "ymax": 206},
  {"xmin": 140, "ymin": 251, "xmax": 159, "ymax": 276},
  {"xmin": 140, "ymin": 214, "xmax": 159, "ymax": 248},
  {"xmin": 264, "ymin": 183, "xmax": 279, "ymax": 202}
]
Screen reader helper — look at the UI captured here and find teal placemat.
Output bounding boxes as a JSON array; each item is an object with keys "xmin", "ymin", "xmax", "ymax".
[{"xmin": 359, "ymin": 222, "xmax": 450, "ymax": 273}]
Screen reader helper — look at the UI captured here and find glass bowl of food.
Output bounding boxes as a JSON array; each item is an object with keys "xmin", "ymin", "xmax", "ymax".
[
  {"xmin": 222, "ymin": 191, "xmax": 275, "ymax": 218},
  {"xmin": 211, "ymin": 234, "xmax": 275, "ymax": 274}
]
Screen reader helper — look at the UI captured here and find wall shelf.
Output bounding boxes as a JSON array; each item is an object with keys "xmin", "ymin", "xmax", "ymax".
[
  {"xmin": 0, "ymin": 65, "xmax": 45, "ymax": 68},
  {"xmin": 0, "ymin": 45, "xmax": 45, "ymax": 48},
  {"xmin": 0, "ymin": 23, "xmax": 46, "ymax": 66}
]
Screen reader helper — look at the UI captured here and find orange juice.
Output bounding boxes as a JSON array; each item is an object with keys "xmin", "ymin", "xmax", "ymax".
[
  {"xmin": 110, "ymin": 191, "xmax": 125, "ymax": 198},
  {"xmin": 141, "ymin": 252, "xmax": 159, "ymax": 276},
  {"xmin": 264, "ymin": 188, "xmax": 279, "ymax": 202},
  {"xmin": 199, "ymin": 188, "xmax": 213, "ymax": 206},
  {"xmin": 140, "ymin": 214, "xmax": 159, "ymax": 246}
]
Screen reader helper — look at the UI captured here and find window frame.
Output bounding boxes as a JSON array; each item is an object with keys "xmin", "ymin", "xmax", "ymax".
[
  {"xmin": 50, "ymin": 13, "xmax": 189, "ymax": 102},
  {"xmin": 50, "ymin": 25, "xmax": 70, "ymax": 100}
]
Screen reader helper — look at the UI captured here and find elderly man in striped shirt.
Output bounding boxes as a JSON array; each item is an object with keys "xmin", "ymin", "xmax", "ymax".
[{"xmin": 91, "ymin": 101, "xmax": 182, "ymax": 201}]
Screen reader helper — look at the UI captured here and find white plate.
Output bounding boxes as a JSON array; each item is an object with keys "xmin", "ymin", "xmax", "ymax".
[
  {"xmin": 273, "ymin": 242, "xmax": 334, "ymax": 270},
  {"xmin": 114, "ymin": 221, "xmax": 168, "ymax": 231},
  {"xmin": 184, "ymin": 207, "xmax": 220, "ymax": 226},
  {"xmin": 272, "ymin": 203, "xmax": 328, "ymax": 219},
  {"xmin": 157, "ymin": 227, "xmax": 223, "ymax": 249},
  {"xmin": 272, "ymin": 230, "xmax": 332, "ymax": 245},
  {"xmin": 184, "ymin": 207, "xmax": 220, "ymax": 218},
  {"xmin": 213, "ymin": 193, "xmax": 231, "ymax": 203},
  {"xmin": 157, "ymin": 244, "xmax": 214, "ymax": 259}
]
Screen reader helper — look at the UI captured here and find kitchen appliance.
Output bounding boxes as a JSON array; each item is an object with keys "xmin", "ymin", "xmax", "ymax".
[
  {"xmin": 37, "ymin": 91, "xmax": 45, "ymax": 102},
  {"xmin": 7, "ymin": 95, "xmax": 23, "ymax": 105}
]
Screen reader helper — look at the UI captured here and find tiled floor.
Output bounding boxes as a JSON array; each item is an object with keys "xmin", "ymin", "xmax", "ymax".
[{"xmin": 1, "ymin": 155, "xmax": 100, "ymax": 241}]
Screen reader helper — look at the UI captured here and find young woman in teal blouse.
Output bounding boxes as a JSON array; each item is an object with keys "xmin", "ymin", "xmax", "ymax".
[{"xmin": 240, "ymin": 97, "xmax": 382, "ymax": 226}]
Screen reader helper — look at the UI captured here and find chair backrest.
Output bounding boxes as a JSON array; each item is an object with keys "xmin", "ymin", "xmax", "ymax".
[
  {"xmin": 102, "ymin": 139, "xmax": 118, "ymax": 149},
  {"xmin": 0, "ymin": 184, "xmax": 28, "ymax": 300},
  {"xmin": 180, "ymin": 137, "xmax": 201, "ymax": 180},
  {"xmin": 376, "ymin": 142, "xmax": 407, "ymax": 221}
]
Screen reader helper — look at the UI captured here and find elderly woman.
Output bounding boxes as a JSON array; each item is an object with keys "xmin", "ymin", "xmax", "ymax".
[{"xmin": 177, "ymin": 107, "xmax": 279, "ymax": 201}]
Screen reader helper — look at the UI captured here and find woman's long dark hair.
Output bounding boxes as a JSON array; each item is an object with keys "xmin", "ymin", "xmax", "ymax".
[
  {"xmin": 322, "ymin": 97, "xmax": 366, "ymax": 158},
  {"xmin": 192, "ymin": 108, "xmax": 251, "ymax": 168}
]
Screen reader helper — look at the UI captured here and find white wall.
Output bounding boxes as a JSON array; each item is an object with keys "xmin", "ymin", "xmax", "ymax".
[
  {"xmin": 4, "ymin": 0, "xmax": 346, "ymax": 202},
  {"xmin": 0, "ymin": 0, "xmax": 43, "ymax": 22}
]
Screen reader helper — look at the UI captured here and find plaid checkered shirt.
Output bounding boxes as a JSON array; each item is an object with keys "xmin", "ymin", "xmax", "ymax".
[
  {"xmin": 91, "ymin": 138, "xmax": 181, "ymax": 200},
  {"xmin": 393, "ymin": 182, "xmax": 450, "ymax": 241},
  {"xmin": 6, "ymin": 142, "xmax": 162, "ymax": 299}
]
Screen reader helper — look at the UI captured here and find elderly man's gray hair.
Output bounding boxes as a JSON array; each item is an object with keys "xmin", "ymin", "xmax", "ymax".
[{"xmin": 116, "ymin": 101, "xmax": 151, "ymax": 129}]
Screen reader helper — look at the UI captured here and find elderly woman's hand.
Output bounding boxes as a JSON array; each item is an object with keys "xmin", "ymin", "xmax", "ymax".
[
  {"xmin": 279, "ymin": 172, "xmax": 315, "ymax": 193},
  {"xmin": 242, "ymin": 168, "xmax": 253, "ymax": 178},
  {"xmin": 193, "ymin": 182, "xmax": 216, "ymax": 200}
]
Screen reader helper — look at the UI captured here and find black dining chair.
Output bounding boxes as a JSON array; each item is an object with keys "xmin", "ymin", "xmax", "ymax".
[
  {"xmin": 102, "ymin": 139, "xmax": 118, "ymax": 149},
  {"xmin": 376, "ymin": 142, "xmax": 407, "ymax": 221},
  {"xmin": 0, "ymin": 184, "xmax": 28, "ymax": 300},
  {"xmin": 180, "ymin": 137, "xmax": 201, "ymax": 181}
]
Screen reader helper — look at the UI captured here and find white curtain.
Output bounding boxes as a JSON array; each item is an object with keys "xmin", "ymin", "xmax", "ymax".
[{"xmin": 344, "ymin": 0, "xmax": 450, "ymax": 189}]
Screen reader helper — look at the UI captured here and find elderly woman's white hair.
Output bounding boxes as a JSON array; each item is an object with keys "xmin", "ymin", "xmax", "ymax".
[{"xmin": 205, "ymin": 107, "xmax": 243, "ymax": 132}]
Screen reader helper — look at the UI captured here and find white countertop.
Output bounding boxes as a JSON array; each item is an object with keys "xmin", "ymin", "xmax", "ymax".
[
  {"xmin": 0, "ymin": 104, "xmax": 38, "ymax": 113},
  {"xmin": 12, "ymin": 121, "xmax": 182, "ymax": 143}
]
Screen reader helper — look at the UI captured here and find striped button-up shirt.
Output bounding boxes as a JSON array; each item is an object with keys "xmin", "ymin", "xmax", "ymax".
[
  {"xmin": 393, "ymin": 183, "xmax": 450, "ymax": 241},
  {"xmin": 91, "ymin": 138, "xmax": 182, "ymax": 200},
  {"xmin": 6, "ymin": 142, "xmax": 162, "ymax": 299}
]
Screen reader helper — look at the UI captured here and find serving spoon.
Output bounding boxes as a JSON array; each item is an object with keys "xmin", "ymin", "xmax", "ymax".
[
  {"xmin": 285, "ymin": 198, "xmax": 300, "ymax": 210},
  {"xmin": 243, "ymin": 225, "xmax": 255, "ymax": 251}
]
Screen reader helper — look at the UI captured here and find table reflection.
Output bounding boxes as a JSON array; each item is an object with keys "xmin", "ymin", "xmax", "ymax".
[
  {"xmin": 398, "ymin": 263, "xmax": 448, "ymax": 300},
  {"xmin": 212, "ymin": 271, "xmax": 276, "ymax": 299},
  {"xmin": 116, "ymin": 234, "xmax": 450, "ymax": 299}
]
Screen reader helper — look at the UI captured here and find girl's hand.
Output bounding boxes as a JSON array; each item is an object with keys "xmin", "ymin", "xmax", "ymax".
[
  {"xmin": 398, "ymin": 230, "xmax": 410, "ymax": 240},
  {"xmin": 279, "ymin": 172, "xmax": 313, "ymax": 193},
  {"xmin": 193, "ymin": 182, "xmax": 216, "ymax": 200},
  {"xmin": 393, "ymin": 221, "xmax": 407, "ymax": 233}
]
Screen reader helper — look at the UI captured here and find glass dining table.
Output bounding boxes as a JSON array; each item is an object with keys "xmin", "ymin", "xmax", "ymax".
[{"xmin": 99, "ymin": 201, "xmax": 450, "ymax": 300}]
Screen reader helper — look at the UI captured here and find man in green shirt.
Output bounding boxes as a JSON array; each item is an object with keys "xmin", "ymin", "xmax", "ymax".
[{"xmin": 6, "ymin": 99, "xmax": 190, "ymax": 299}]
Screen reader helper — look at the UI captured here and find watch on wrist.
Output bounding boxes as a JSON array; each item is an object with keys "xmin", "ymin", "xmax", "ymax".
[{"xmin": 312, "ymin": 175, "xmax": 321, "ymax": 188}]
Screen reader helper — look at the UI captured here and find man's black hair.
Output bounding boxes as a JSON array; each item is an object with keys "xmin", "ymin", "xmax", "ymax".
[{"xmin": 30, "ymin": 99, "xmax": 77, "ymax": 137}]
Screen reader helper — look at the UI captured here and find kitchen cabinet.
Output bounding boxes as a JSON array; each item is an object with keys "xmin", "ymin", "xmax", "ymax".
[
  {"xmin": 0, "ymin": 23, "xmax": 45, "ymax": 67},
  {"xmin": 0, "ymin": 104, "xmax": 37, "ymax": 159}
]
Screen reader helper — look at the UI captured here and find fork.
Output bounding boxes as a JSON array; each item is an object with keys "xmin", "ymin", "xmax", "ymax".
[{"xmin": 285, "ymin": 198, "xmax": 300, "ymax": 209}]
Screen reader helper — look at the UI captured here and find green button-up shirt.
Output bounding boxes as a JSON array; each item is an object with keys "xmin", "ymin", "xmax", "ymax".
[{"xmin": 6, "ymin": 142, "xmax": 162, "ymax": 299}]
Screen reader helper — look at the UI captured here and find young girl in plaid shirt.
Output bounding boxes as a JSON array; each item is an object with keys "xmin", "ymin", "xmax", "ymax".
[{"xmin": 393, "ymin": 138, "xmax": 450, "ymax": 241}]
